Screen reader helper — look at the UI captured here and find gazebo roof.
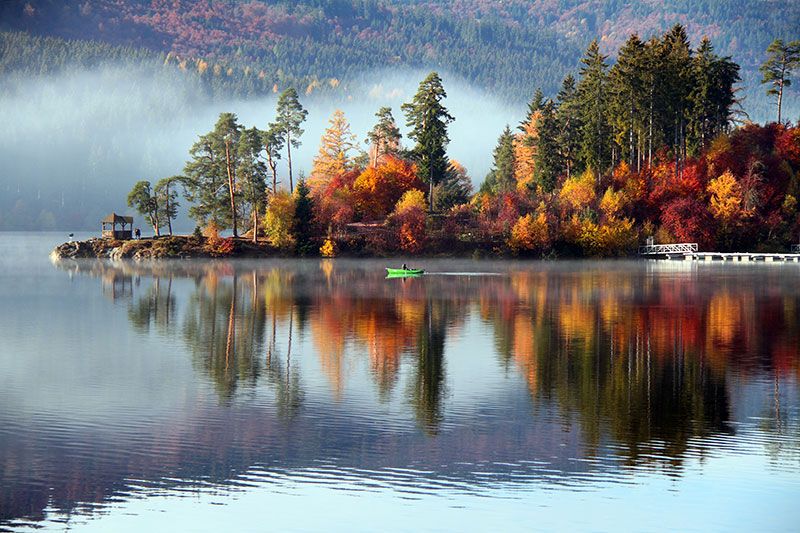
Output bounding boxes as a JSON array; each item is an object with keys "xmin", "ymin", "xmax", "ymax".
[{"xmin": 102, "ymin": 213, "xmax": 134, "ymax": 224}]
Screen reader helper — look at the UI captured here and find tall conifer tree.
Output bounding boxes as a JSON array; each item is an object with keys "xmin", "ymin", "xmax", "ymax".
[
  {"xmin": 760, "ymin": 39, "xmax": 800, "ymax": 123},
  {"xmin": 402, "ymin": 72, "xmax": 454, "ymax": 211},
  {"xmin": 576, "ymin": 40, "xmax": 610, "ymax": 179},
  {"xmin": 274, "ymin": 88, "xmax": 307, "ymax": 192}
]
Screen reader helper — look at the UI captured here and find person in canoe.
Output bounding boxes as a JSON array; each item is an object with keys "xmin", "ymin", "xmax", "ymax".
[{"xmin": 402, "ymin": 263, "xmax": 407, "ymax": 270}]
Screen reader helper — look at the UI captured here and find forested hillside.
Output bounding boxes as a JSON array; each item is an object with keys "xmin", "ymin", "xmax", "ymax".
[{"xmin": 1, "ymin": 0, "xmax": 798, "ymax": 111}]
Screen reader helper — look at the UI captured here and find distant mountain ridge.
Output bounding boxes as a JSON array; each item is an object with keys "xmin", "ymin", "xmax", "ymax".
[{"xmin": 2, "ymin": 0, "xmax": 798, "ymax": 112}]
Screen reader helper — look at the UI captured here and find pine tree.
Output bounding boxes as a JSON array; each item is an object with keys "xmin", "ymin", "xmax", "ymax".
[
  {"xmin": 608, "ymin": 34, "xmax": 646, "ymax": 168},
  {"xmin": 237, "ymin": 127, "xmax": 268, "ymax": 242},
  {"xmin": 556, "ymin": 74, "xmax": 581, "ymax": 179},
  {"xmin": 217, "ymin": 113, "xmax": 243, "ymax": 237},
  {"xmin": 366, "ymin": 106, "xmax": 402, "ymax": 166},
  {"xmin": 154, "ymin": 176, "xmax": 181, "ymax": 236},
  {"xmin": 576, "ymin": 40, "xmax": 610, "ymax": 180},
  {"xmin": 689, "ymin": 38, "xmax": 740, "ymax": 153},
  {"xmin": 661, "ymin": 25, "xmax": 694, "ymax": 170},
  {"xmin": 522, "ymin": 88, "xmax": 545, "ymax": 125},
  {"xmin": 127, "ymin": 180, "xmax": 160, "ymax": 236},
  {"xmin": 311, "ymin": 109, "xmax": 359, "ymax": 189},
  {"xmin": 533, "ymin": 101, "xmax": 562, "ymax": 192},
  {"xmin": 183, "ymin": 113, "xmax": 242, "ymax": 232},
  {"xmin": 642, "ymin": 36, "xmax": 664, "ymax": 166},
  {"xmin": 274, "ymin": 87, "xmax": 308, "ymax": 192},
  {"xmin": 293, "ymin": 178, "xmax": 315, "ymax": 255},
  {"xmin": 261, "ymin": 124, "xmax": 284, "ymax": 195},
  {"xmin": 483, "ymin": 125, "xmax": 516, "ymax": 194},
  {"xmin": 760, "ymin": 38, "xmax": 800, "ymax": 123},
  {"xmin": 433, "ymin": 160, "xmax": 472, "ymax": 211},
  {"xmin": 402, "ymin": 72, "xmax": 455, "ymax": 211},
  {"xmin": 184, "ymin": 132, "xmax": 225, "ymax": 229}
]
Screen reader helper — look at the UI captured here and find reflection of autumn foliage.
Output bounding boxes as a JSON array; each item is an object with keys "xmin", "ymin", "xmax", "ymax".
[
  {"xmin": 479, "ymin": 268, "xmax": 800, "ymax": 465},
  {"xmin": 37, "ymin": 258, "xmax": 795, "ymax": 484},
  {"xmin": 97, "ymin": 261, "xmax": 800, "ymax": 455}
]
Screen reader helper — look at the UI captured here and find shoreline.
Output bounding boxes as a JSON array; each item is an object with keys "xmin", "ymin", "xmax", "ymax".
[
  {"xmin": 51, "ymin": 235, "xmax": 283, "ymax": 261},
  {"xmin": 50, "ymin": 235, "xmax": 800, "ymax": 262},
  {"xmin": 50, "ymin": 235, "xmax": 504, "ymax": 261}
]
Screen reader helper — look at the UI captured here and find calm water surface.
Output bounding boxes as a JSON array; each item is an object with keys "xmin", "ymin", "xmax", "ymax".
[{"xmin": 1, "ymin": 232, "xmax": 799, "ymax": 531}]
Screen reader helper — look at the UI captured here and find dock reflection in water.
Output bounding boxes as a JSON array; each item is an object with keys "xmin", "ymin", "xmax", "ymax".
[{"xmin": 1, "ymin": 252, "xmax": 799, "ymax": 531}]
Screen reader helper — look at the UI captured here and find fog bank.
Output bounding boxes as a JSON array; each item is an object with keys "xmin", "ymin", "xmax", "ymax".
[{"xmin": 0, "ymin": 66, "xmax": 519, "ymax": 232}]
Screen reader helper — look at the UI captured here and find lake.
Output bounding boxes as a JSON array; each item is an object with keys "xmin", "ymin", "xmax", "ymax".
[{"xmin": 1, "ymin": 232, "xmax": 798, "ymax": 531}]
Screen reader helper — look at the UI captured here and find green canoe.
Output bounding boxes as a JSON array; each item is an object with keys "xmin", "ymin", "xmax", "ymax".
[{"xmin": 385, "ymin": 268, "xmax": 424, "ymax": 277}]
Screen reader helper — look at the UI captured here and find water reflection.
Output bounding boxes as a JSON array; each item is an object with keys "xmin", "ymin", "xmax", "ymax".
[{"xmin": 2, "ymin": 258, "xmax": 799, "ymax": 528}]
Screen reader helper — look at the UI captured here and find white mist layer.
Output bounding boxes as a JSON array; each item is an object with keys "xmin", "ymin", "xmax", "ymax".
[{"xmin": 0, "ymin": 66, "xmax": 520, "ymax": 231}]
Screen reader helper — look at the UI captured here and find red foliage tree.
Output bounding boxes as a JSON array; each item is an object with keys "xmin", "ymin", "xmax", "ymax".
[{"xmin": 660, "ymin": 196, "xmax": 714, "ymax": 248}]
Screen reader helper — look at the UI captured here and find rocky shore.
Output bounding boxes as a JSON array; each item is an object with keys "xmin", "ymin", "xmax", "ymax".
[{"xmin": 51, "ymin": 236, "xmax": 279, "ymax": 261}]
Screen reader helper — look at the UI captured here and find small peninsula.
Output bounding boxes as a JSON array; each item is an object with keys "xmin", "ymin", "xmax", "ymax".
[{"xmin": 51, "ymin": 235, "xmax": 281, "ymax": 261}]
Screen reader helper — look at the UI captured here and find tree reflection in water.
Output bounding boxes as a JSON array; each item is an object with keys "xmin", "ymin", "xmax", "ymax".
[{"xmin": 64, "ymin": 259, "xmax": 800, "ymax": 466}]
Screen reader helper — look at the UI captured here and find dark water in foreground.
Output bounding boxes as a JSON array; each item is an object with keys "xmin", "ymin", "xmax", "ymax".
[{"xmin": 0, "ymin": 233, "xmax": 799, "ymax": 531}]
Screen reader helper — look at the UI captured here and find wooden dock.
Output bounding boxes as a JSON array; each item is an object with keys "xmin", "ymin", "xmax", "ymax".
[{"xmin": 639, "ymin": 242, "xmax": 800, "ymax": 262}]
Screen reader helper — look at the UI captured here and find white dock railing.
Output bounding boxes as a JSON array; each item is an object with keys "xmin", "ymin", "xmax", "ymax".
[{"xmin": 639, "ymin": 243, "xmax": 698, "ymax": 255}]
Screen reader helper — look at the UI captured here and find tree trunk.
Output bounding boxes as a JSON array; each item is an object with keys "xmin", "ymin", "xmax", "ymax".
[
  {"xmin": 648, "ymin": 89, "xmax": 653, "ymax": 167},
  {"xmin": 152, "ymin": 204, "xmax": 160, "ymax": 237},
  {"xmin": 165, "ymin": 183, "xmax": 173, "ymax": 236},
  {"xmin": 629, "ymin": 106, "xmax": 634, "ymax": 166},
  {"xmin": 266, "ymin": 146, "xmax": 278, "ymax": 194},
  {"xmin": 287, "ymin": 130, "xmax": 294, "ymax": 192},
  {"xmin": 225, "ymin": 139, "xmax": 238, "ymax": 237},
  {"xmin": 253, "ymin": 207, "xmax": 258, "ymax": 244},
  {"xmin": 777, "ymin": 78, "xmax": 784, "ymax": 124}
]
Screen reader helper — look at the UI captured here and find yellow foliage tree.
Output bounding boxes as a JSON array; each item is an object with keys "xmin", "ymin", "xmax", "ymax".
[
  {"xmin": 513, "ymin": 110, "xmax": 540, "ymax": 191},
  {"xmin": 508, "ymin": 206, "xmax": 550, "ymax": 253},
  {"xmin": 707, "ymin": 170, "xmax": 742, "ymax": 222},
  {"xmin": 600, "ymin": 187, "xmax": 625, "ymax": 219},
  {"xmin": 320, "ymin": 237, "xmax": 336, "ymax": 257},
  {"xmin": 264, "ymin": 191, "xmax": 295, "ymax": 250},
  {"xmin": 393, "ymin": 189, "xmax": 427, "ymax": 213},
  {"xmin": 559, "ymin": 168, "xmax": 596, "ymax": 212},
  {"xmin": 577, "ymin": 217, "xmax": 637, "ymax": 256},
  {"xmin": 310, "ymin": 110, "xmax": 359, "ymax": 192}
]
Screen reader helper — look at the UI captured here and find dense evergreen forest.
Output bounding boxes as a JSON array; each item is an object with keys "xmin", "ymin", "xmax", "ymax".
[
  {"xmin": 115, "ymin": 27, "xmax": 800, "ymax": 257},
  {"xmin": 2, "ymin": 0, "xmax": 799, "ymax": 107}
]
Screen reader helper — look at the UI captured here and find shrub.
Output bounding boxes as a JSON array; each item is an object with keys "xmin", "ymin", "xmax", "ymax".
[
  {"xmin": 508, "ymin": 208, "xmax": 550, "ymax": 253},
  {"xmin": 320, "ymin": 237, "xmax": 337, "ymax": 257}
]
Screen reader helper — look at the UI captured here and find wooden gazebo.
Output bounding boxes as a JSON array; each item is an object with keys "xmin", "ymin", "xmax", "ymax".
[{"xmin": 101, "ymin": 213, "xmax": 134, "ymax": 240}]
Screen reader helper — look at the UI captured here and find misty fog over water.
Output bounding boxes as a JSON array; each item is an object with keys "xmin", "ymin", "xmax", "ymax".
[{"xmin": 0, "ymin": 65, "xmax": 517, "ymax": 232}]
